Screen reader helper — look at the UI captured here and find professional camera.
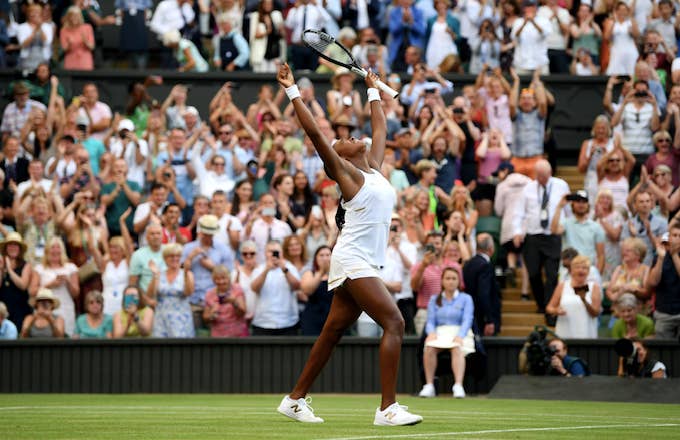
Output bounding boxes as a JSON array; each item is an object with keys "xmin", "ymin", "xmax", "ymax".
[
  {"xmin": 615, "ymin": 338, "xmax": 639, "ymax": 376},
  {"xmin": 518, "ymin": 326, "xmax": 558, "ymax": 375}
]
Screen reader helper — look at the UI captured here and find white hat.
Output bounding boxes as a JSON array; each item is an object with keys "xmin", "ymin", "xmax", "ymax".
[
  {"xmin": 118, "ymin": 119, "xmax": 135, "ymax": 132},
  {"xmin": 197, "ymin": 215, "xmax": 219, "ymax": 235}
]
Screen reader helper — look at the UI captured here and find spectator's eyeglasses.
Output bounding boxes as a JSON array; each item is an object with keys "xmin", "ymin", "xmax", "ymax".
[
  {"xmin": 608, "ymin": 158, "xmax": 621, "ymax": 163},
  {"xmin": 656, "ymin": 138, "xmax": 671, "ymax": 143},
  {"xmin": 220, "ymin": 131, "xmax": 232, "ymax": 135},
  {"xmin": 213, "ymin": 161, "xmax": 226, "ymax": 167},
  {"xmin": 242, "ymin": 252, "xmax": 255, "ymax": 257},
  {"xmin": 654, "ymin": 172, "xmax": 668, "ymax": 177}
]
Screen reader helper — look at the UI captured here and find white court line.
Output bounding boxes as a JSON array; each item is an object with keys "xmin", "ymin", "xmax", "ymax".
[{"xmin": 320, "ymin": 423, "xmax": 680, "ymax": 440}]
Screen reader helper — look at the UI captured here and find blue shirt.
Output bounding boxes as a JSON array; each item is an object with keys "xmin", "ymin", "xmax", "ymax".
[
  {"xmin": 181, "ymin": 240, "xmax": 235, "ymax": 305},
  {"xmin": 202, "ymin": 144, "xmax": 252, "ymax": 182},
  {"xmin": 82, "ymin": 138, "xmax": 106, "ymax": 175},
  {"xmin": 0, "ymin": 318, "xmax": 17, "ymax": 339},
  {"xmin": 562, "ymin": 355, "xmax": 589, "ymax": 376},
  {"xmin": 157, "ymin": 150, "xmax": 194, "ymax": 205},
  {"xmin": 425, "ymin": 291, "xmax": 474, "ymax": 337},
  {"xmin": 560, "ymin": 217, "xmax": 605, "ymax": 265},
  {"xmin": 512, "ymin": 109, "xmax": 545, "ymax": 158}
]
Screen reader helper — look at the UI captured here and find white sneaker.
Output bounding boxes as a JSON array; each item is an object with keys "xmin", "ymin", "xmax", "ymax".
[
  {"xmin": 418, "ymin": 383, "xmax": 436, "ymax": 398},
  {"xmin": 277, "ymin": 395, "xmax": 324, "ymax": 423},
  {"xmin": 452, "ymin": 384, "xmax": 466, "ymax": 398},
  {"xmin": 373, "ymin": 402, "xmax": 423, "ymax": 426}
]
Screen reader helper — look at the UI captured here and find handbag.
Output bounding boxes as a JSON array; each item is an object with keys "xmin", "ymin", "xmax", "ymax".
[{"xmin": 78, "ymin": 258, "xmax": 100, "ymax": 284}]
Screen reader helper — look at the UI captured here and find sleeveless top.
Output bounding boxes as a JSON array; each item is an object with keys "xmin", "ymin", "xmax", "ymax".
[
  {"xmin": 0, "ymin": 261, "xmax": 31, "ymax": 330},
  {"xmin": 28, "ymin": 315, "xmax": 58, "ymax": 338},
  {"xmin": 102, "ymin": 260, "xmax": 129, "ymax": 316},
  {"xmin": 334, "ymin": 168, "xmax": 397, "ymax": 268},
  {"xmin": 555, "ymin": 281, "xmax": 598, "ymax": 339}
]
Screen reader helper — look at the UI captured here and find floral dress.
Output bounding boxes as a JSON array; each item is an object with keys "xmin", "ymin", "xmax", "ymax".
[{"xmin": 152, "ymin": 271, "xmax": 195, "ymax": 338}]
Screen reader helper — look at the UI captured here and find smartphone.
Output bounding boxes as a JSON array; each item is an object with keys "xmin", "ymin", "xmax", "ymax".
[
  {"xmin": 390, "ymin": 225, "xmax": 398, "ymax": 232},
  {"xmin": 311, "ymin": 205, "xmax": 322, "ymax": 218},
  {"xmin": 217, "ymin": 295, "xmax": 227, "ymax": 305},
  {"xmin": 123, "ymin": 294, "xmax": 139, "ymax": 309},
  {"xmin": 272, "ymin": 250, "xmax": 280, "ymax": 258},
  {"xmin": 425, "ymin": 244, "xmax": 436, "ymax": 253},
  {"xmin": 617, "ymin": 75, "xmax": 631, "ymax": 82}
]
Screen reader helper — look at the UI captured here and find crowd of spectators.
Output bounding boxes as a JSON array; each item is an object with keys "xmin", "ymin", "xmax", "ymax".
[{"xmin": 0, "ymin": 1, "xmax": 676, "ymax": 360}]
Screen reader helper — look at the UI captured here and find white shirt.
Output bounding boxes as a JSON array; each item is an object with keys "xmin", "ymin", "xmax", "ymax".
[
  {"xmin": 458, "ymin": 0, "xmax": 497, "ymax": 40},
  {"xmin": 512, "ymin": 176, "xmax": 570, "ymax": 236},
  {"xmin": 511, "ymin": 16, "xmax": 552, "ymax": 70},
  {"xmin": 109, "ymin": 137, "xmax": 149, "ymax": 188},
  {"xmin": 251, "ymin": 262, "xmax": 300, "ymax": 329},
  {"xmin": 537, "ymin": 6, "xmax": 571, "ymax": 50},
  {"xmin": 133, "ymin": 201, "xmax": 165, "ymax": 247},
  {"xmin": 16, "ymin": 178, "xmax": 52, "ymax": 199},
  {"xmin": 213, "ymin": 213, "xmax": 244, "ymax": 249},
  {"xmin": 248, "ymin": 218, "xmax": 293, "ymax": 264},
  {"xmin": 16, "ymin": 22, "xmax": 53, "ymax": 64},
  {"xmin": 386, "ymin": 239, "xmax": 418, "ymax": 301},
  {"xmin": 191, "ymin": 144, "xmax": 236, "ymax": 197},
  {"xmin": 285, "ymin": 3, "xmax": 333, "ymax": 44},
  {"xmin": 149, "ymin": 0, "xmax": 195, "ymax": 37},
  {"xmin": 45, "ymin": 157, "xmax": 77, "ymax": 180}
]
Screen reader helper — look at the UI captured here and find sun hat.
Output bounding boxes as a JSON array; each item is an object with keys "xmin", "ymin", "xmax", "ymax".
[{"xmin": 29, "ymin": 288, "xmax": 61, "ymax": 309}]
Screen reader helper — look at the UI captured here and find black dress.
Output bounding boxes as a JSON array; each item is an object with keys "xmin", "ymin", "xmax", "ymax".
[
  {"xmin": 300, "ymin": 277, "xmax": 332, "ymax": 336},
  {"xmin": 0, "ymin": 262, "xmax": 32, "ymax": 331}
]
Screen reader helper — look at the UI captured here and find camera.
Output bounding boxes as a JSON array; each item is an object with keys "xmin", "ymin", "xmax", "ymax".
[
  {"xmin": 217, "ymin": 294, "xmax": 227, "ymax": 305},
  {"xmin": 522, "ymin": 326, "xmax": 557, "ymax": 376},
  {"xmin": 615, "ymin": 338, "xmax": 640, "ymax": 376},
  {"xmin": 424, "ymin": 244, "xmax": 436, "ymax": 253},
  {"xmin": 452, "ymin": 107, "xmax": 465, "ymax": 114},
  {"xmin": 424, "ymin": 87, "xmax": 437, "ymax": 94},
  {"xmin": 617, "ymin": 75, "xmax": 631, "ymax": 82},
  {"xmin": 634, "ymin": 90, "xmax": 649, "ymax": 98},
  {"xmin": 76, "ymin": 124, "xmax": 87, "ymax": 132},
  {"xmin": 163, "ymin": 172, "xmax": 172, "ymax": 179},
  {"xmin": 272, "ymin": 250, "xmax": 280, "ymax": 258},
  {"xmin": 390, "ymin": 225, "xmax": 398, "ymax": 232}
]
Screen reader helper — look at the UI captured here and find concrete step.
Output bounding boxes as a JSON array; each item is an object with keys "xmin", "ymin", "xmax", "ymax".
[
  {"xmin": 502, "ymin": 312, "xmax": 546, "ymax": 327},
  {"xmin": 502, "ymin": 300, "xmax": 538, "ymax": 313},
  {"xmin": 498, "ymin": 325, "xmax": 536, "ymax": 337},
  {"xmin": 501, "ymin": 287, "xmax": 532, "ymax": 301}
]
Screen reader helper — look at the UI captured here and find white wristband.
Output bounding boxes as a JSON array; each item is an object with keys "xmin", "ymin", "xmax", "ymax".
[
  {"xmin": 285, "ymin": 85, "xmax": 300, "ymax": 101},
  {"xmin": 367, "ymin": 87, "xmax": 381, "ymax": 103}
]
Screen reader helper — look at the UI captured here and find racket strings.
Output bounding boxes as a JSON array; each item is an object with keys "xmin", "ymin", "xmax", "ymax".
[{"xmin": 303, "ymin": 32, "xmax": 354, "ymax": 66}]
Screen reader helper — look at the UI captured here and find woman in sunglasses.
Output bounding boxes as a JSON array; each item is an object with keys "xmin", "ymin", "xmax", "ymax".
[{"xmin": 596, "ymin": 146, "xmax": 634, "ymax": 212}]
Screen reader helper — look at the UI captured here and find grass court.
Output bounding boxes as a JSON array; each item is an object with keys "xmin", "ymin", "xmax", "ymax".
[{"xmin": 2, "ymin": 393, "xmax": 679, "ymax": 439}]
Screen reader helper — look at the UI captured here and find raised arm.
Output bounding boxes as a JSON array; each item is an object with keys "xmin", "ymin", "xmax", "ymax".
[{"xmin": 366, "ymin": 71, "xmax": 386, "ymax": 170}]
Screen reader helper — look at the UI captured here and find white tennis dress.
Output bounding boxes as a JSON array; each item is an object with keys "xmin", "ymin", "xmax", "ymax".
[{"xmin": 328, "ymin": 168, "xmax": 397, "ymax": 291}]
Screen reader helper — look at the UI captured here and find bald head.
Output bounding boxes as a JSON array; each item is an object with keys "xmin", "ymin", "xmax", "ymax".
[
  {"xmin": 535, "ymin": 159, "xmax": 552, "ymax": 185},
  {"xmin": 477, "ymin": 233, "xmax": 495, "ymax": 256}
]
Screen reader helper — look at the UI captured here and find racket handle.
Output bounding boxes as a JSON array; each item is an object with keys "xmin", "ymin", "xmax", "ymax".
[{"xmin": 375, "ymin": 79, "xmax": 399, "ymax": 99}]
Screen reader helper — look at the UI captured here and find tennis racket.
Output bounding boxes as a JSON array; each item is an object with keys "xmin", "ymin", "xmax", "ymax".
[{"xmin": 302, "ymin": 29, "xmax": 399, "ymax": 99}]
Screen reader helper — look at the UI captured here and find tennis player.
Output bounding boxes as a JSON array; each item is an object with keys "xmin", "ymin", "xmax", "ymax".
[{"xmin": 276, "ymin": 63, "xmax": 423, "ymax": 426}]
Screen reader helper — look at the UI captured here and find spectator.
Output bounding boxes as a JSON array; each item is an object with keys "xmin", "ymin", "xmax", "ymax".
[
  {"xmin": 400, "ymin": 63, "xmax": 454, "ymax": 110},
  {"xmin": 499, "ymin": 0, "xmax": 521, "ymax": 71},
  {"xmin": 58, "ymin": 148, "xmax": 101, "ymax": 205},
  {"xmin": 20, "ymin": 288, "xmax": 65, "ymax": 338},
  {"xmin": 468, "ymin": 20, "xmax": 501, "ymax": 74},
  {"xmin": 326, "ymin": 69, "xmax": 362, "ymax": 124},
  {"xmin": 285, "ymin": 0, "xmax": 333, "ymax": 71},
  {"xmin": 388, "ymin": 0, "xmax": 426, "ymax": 71},
  {"xmin": 570, "ymin": 48, "xmax": 600, "ymax": 76},
  {"xmin": 551, "ymin": 190, "xmax": 605, "ymax": 274},
  {"xmin": 557, "ymin": 247, "xmax": 603, "ymax": 287},
  {"xmin": 15, "ymin": 159, "xmax": 52, "ymax": 200},
  {"xmin": 15, "ymin": 193, "xmax": 62, "ymax": 265},
  {"xmin": 537, "ymin": 0, "xmax": 571, "ymax": 73},
  {"xmin": 647, "ymin": 0, "xmax": 677, "ymax": 55},
  {"xmin": 570, "ymin": 4, "xmax": 602, "ymax": 66},
  {"xmin": 604, "ymin": 1, "xmax": 639, "ymax": 76},
  {"xmin": 512, "ymin": 159, "xmax": 570, "ymax": 318},
  {"xmin": 548, "ymin": 338, "xmax": 590, "ymax": 377},
  {"xmin": 282, "ymin": 234, "xmax": 308, "ymax": 275},
  {"xmin": 162, "ymin": 85, "xmax": 189, "ymax": 130},
  {"xmin": 299, "ymin": 245, "xmax": 332, "ymax": 336},
  {"xmin": 228, "ymin": 179, "xmax": 256, "ymax": 224},
  {"xmin": 1, "ymin": 136, "xmax": 29, "ymax": 187},
  {"xmin": 212, "ymin": 16, "xmax": 250, "ymax": 71},
  {"xmin": 494, "ymin": 161, "xmax": 531, "ymax": 295},
  {"xmin": 0, "ymin": 301, "xmax": 17, "ymax": 339},
  {"xmin": 115, "ymin": 0, "xmax": 153, "ymax": 69},
  {"xmin": 622, "ymin": 190, "xmax": 668, "ymax": 266},
  {"xmin": 190, "ymin": 133, "xmax": 239, "ymax": 198},
  {"xmin": 607, "ymin": 237, "xmax": 650, "ymax": 305},
  {"xmin": 645, "ymin": 222, "xmax": 680, "ymax": 340},
  {"xmin": 147, "ymin": 243, "xmax": 195, "ymax": 338},
  {"xmin": 634, "ymin": 61, "xmax": 667, "ymax": 113},
  {"xmin": 593, "ymin": 189, "xmax": 624, "ymax": 282},
  {"xmin": 612, "ymin": 293, "xmax": 655, "ymax": 339},
  {"xmin": 509, "ymin": 70, "xmax": 548, "ymax": 178},
  {"xmin": 233, "ymin": 240, "xmax": 259, "ymax": 322},
  {"xmin": 248, "ymin": 0, "xmax": 286, "ymax": 73},
  {"xmin": 475, "ymin": 70, "xmax": 513, "ymax": 147},
  {"xmin": 133, "ymin": 182, "xmax": 170, "ymax": 238},
  {"xmin": 617, "ymin": 338, "xmax": 668, "ymax": 378},
  {"xmin": 112, "ymin": 285, "xmax": 154, "ymax": 338},
  {"xmin": 1, "ymin": 82, "xmax": 46, "ymax": 140},
  {"xmin": 28, "ymin": 238, "xmax": 79, "ymax": 336},
  {"xmin": 643, "ymin": 130, "xmax": 680, "ymax": 188},
  {"xmin": 156, "ymin": 128, "xmax": 195, "ymax": 214},
  {"xmin": 425, "ymin": 0, "xmax": 460, "ymax": 72},
  {"xmin": 129, "ymin": 223, "xmax": 165, "ymax": 294},
  {"xmin": 74, "ymin": 115, "xmax": 107, "ymax": 176},
  {"xmin": 149, "ymin": 0, "xmax": 195, "ymax": 68},
  {"xmin": 210, "ymin": 190, "xmax": 243, "ymax": 251},
  {"xmin": 16, "ymin": 3, "xmax": 53, "ymax": 72},
  {"xmin": 596, "ymin": 147, "xmax": 634, "ymax": 211},
  {"xmin": 546, "ymin": 255, "xmax": 602, "ymax": 338},
  {"xmin": 73, "ymin": 290, "xmax": 113, "ymax": 338},
  {"xmin": 100, "ymin": 232, "xmax": 133, "ymax": 317},
  {"xmin": 462, "ymin": 233, "xmax": 501, "ymax": 336},
  {"xmin": 60, "ymin": 6, "xmax": 95, "ymax": 71},
  {"xmin": 45, "ymin": 134, "xmax": 77, "ymax": 180},
  {"xmin": 182, "ymin": 214, "xmax": 235, "ymax": 327},
  {"xmin": 250, "ymin": 240, "xmax": 301, "ymax": 335},
  {"xmin": 161, "ymin": 29, "xmax": 209, "ymax": 73},
  {"xmin": 456, "ymin": 0, "xmax": 497, "ymax": 68},
  {"xmin": 244, "ymin": 193, "xmax": 293, "ymax": 263},
  {"xmin": 475, "ymin": 130, "xmax": 511, "ymax": 213},
  {"xmin": 161, "ymin": 203, "xmax": 191, "ymax": 245},
  {"xmin": 206, "ymin": 123, "xmax": 250, "ymax": 183},
  {"xmin": 203, "ymin": 265, "xmax": 248, "ymax": 337},
  {"xmin": 418, "ymin": 267, "xmax": 475, "ymax": 399},
  {"xmin": 511, "ymin": 0, "xmax": 551, "ymax": 75},
  {"xmin": 100, "ymin": 159, "xmax": 141, "ymax": 237},
  {"xmin": 0, "ymin": 232, "xmax": 32, "ymax": 331},
  {"xmin": 577, "ymin": 115, "xmax": 615, "ymax": 206},
  {"xmin": 107, "ymin": 119, "xmax": 149, "ymax": 189}
]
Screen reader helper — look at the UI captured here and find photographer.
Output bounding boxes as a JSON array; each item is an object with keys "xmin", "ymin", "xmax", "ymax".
[
  {"xmin": 548, "ymin": 338, "xmax": 590, "ymax": 377},
  {"xmin": 616, "ymin": 338, "xmax": 668, "ymax": 378}
]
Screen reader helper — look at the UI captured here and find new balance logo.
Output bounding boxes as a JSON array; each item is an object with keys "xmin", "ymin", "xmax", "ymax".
[
  {"xmin": 291, "ymin": 404, "xmax": 302, "ymax": 413},
  {"xmin": 385, "ymin": 412, "xmax": 396, "ymax": 421}
]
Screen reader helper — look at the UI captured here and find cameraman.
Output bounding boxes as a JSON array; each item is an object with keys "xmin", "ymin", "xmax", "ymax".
[
  {"xmin": 548, "ymin": 338, "xmax": 590, "ymax": 377},
  {"xmin": 617, "ymin": 338, "xmax": 668, "ymax": 379}
]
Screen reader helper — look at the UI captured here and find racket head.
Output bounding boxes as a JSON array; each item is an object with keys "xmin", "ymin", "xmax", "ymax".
[{"xmin": 302, "ymin": 29, "xmax": 358, "ymax": 70}]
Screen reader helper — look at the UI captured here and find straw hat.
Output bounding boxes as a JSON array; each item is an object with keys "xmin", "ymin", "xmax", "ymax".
[
  {"xmin": 0, "ymin": 232, "xmax": 27, "ymax": 256},
  {"xmin": 197, "ymin": 215, "xmax": 220, "ymax": 235},
  {"xmin": 29, "ymin": 288, "xmax": 61, "ymax": 309},
  {"xmin": 332, "ymin": 115, "xmax": 356, "ymax": 130}
]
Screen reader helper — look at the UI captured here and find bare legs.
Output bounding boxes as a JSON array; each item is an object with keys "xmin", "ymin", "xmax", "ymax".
[
  {"xmin": 289, "ymin": 277, "xmax": 405, "ymax": 411},
  {"xmin": 423, "ymin": 346, "xmax": 466, "ymax": 387},
  {"xmin": 451, "ymin": 347, "xmax": 465, "ymax": 386}
]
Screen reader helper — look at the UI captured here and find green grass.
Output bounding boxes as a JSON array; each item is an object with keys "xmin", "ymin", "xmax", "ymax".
[{"xmin": 2, "ymin": 394, "xmax": 679, "ymax": 439}]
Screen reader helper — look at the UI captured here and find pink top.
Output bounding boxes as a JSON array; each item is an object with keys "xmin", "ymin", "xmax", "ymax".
[
  {"xmin": 204, "ymin": 285, "xmax": 249, "ymax": 337},
  {"xmin": 479, "ymin": 88, "xmax": 513, "ymax": 144},
  {"xmin": 411, "ymin": 261, "xmax": 464, "ymax": 309},
  {"xmin": 478, "ymin": 148, "xmax": 504, "ymax": 180},
  {"xmin": 644, "ymin": 152, "xmax": 680, "ymax": 187},
  {"xmin": 60, "ymin": 24, "xmax": 94, "ymax": 71}
]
